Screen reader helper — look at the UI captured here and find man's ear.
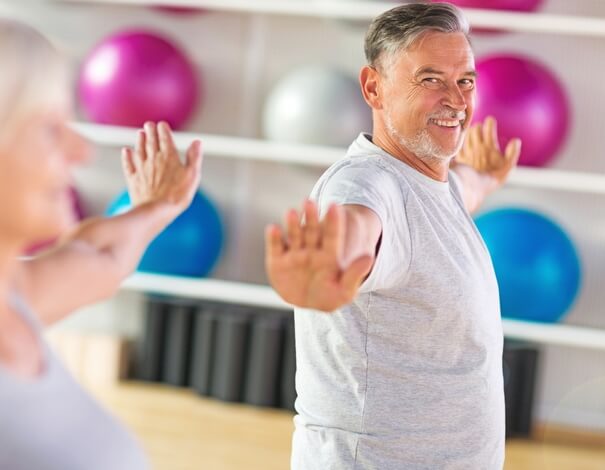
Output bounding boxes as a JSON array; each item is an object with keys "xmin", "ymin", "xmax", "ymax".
[{"xmin": 359, "ymin": 65, "xmax": 384, "ymax": 111}]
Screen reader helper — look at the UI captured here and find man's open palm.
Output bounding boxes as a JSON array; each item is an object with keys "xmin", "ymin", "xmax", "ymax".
[{"xmin": 265, "ymin": 201, "xmax": 373, "ymax": 312}]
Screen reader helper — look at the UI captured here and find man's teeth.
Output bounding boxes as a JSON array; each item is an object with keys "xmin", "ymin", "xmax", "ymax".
[{"xmin": 432, "ymin": 119, "xmax": 461, "ymax": 128}]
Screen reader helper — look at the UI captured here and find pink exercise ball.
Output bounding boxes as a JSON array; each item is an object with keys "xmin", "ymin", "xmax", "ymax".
[
  {"xmin": 153, "ymin": 6, "xmax": 205, "ymax": 15},
  {"xmin": 78, "ymin": 30, "xmax": 200, "ymax": 129},
  {"xmin": 473, "ymin": 55, "xmax": 570, "ymax": 167},
  {"xmin": 428, "ymin": 0, "xmax": 543, "ymax": 12}
]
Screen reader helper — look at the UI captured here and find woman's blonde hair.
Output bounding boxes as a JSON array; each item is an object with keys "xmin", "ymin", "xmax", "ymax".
[{"xmin": 0, "ymin": 19, "xmax": 67, "ymax": 143}]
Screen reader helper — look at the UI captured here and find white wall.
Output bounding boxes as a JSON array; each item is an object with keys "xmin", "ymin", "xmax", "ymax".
[{"xmin": 1, "ymin": 0, "xmax": 604, "ymax": 432}]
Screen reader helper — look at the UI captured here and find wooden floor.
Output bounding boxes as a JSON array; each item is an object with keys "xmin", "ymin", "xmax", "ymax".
[{"xmin": 91, "ymin": 382, "xmax": 605, "ymax": 470}]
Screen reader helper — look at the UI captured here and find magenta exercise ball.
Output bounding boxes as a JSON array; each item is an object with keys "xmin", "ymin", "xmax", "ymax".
[
  {"xmin": 473, "ymin": 55, "xmax": 570, "ymax": 167},
  {"xmin": 153, "ymin": 6, "xmax": 205, "ymax": 15},
  {"xmin": 78, "ymin": 30, "xmax": 200, "ymax": 129},
  {"xmin": 428, "ymin": 0, "xmax": 543, "ymax": 12}
]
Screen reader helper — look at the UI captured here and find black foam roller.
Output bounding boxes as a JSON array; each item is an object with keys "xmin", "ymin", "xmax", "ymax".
[
  {"xmin": 210, "ymin": 312, "xmax": 250, "ymax": 402},
  {"xmin": 244, "ymin": 316, "xmax": 284, "ymax": 407},
  {"xmin": 502, "ymin": 345, "xmax": 520, "ymax": 438},
  {"xmin": 161, "ymin": 302, "xmax": 195, "ymax": 387},
  {"xmin": 503, "ymin": 341, "xmax": 539, "ymax": 438},
  {"xmin": 136, "ymin": 297, "xmax": 168, "ymax": 382},
  {"xmin": 515, "ymin": 347, "xmax": 538, "ymax": 436},
  {"xmin": 280, "ymin": 315, "xmax": 297, "ymax": 411},
  {"xmin": 190, "ymin": 309, "xmax": 218, "ymax": 396}
]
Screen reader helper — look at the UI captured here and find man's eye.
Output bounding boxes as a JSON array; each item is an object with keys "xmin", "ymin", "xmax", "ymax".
[
  {"xmin": 459, "ymin": 79, "xmax": 475, "ymax": 90},
  {"xmin": 422, "ymin": 77, "xmax": 441, "ymax": 88}
]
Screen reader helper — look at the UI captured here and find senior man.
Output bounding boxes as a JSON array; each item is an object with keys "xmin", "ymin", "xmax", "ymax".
[{"xmin": 266, "ymin": 2, "xmax": 521, "ymax": 469}]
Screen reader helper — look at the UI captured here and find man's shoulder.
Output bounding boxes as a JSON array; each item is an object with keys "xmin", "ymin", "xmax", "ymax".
[
  {"xmin": 322, "ymin": 152, "xmax": 404, "ymax": 186},
  {"xmin": 310, "ymin": 154, "xmax": 409, "ymax": 215}
]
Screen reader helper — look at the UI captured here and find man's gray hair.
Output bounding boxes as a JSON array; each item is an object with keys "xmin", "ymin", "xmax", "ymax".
[{"xmin": 364, "ymin": 2, "xmax": 470, "ymax": 70}]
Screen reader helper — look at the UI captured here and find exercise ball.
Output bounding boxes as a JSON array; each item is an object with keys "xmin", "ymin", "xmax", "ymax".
[
  {"xmin": 25, "ymin": 187, "xmax": 85, "ymax": 256},
  {"xmin": 153, "ymin": 6, "xmax": 204, "ymax": 14},
  {"xmin": 426, "ymin": 0, "xmax": 543, "ymax": 34},
  {"xmin": 474, "ymin": 55, "xmax": 570, "ymax": 167},
  {"xmin": 106, "ymin": 190, "xmax": 223, "ymax": 277},
  {"xmin": 263, "ymin": 66, "xmax": 371, "ymax": 147},
  {"xmin": 79, "ymin": 30, "xmax": 200, "ymax": 129},
  {"xmin": 427, "ymin": 0, "xmax": 543, "ymax": 12},
  {"xmin": 475, "ymin": 207, "xmax": 581, "ymax": 323}
]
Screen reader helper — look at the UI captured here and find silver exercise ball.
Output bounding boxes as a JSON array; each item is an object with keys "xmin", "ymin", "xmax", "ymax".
[{"xmin": 262, "ymin": 66, "xmax": 372, "ymax": 147}]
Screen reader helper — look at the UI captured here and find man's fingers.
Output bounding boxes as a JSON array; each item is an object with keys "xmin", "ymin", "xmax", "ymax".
[
  {"xmin": 186, "ymin": 140, "xmax": 203, "ymax": 184},
  {"xmin": 473, "ymin": 123, "xmax": 490, "ymax": 170},
  {"xmin": 458, "ymin": 134, "xmax": 474, "ymax": 165},
  {"xmin": 157, "ymin": 121, "xmax": 177, "ymax": 158},
  {"xmin": 303, "ymin": 200, "xmax": 320, "ymax": 249},
  {"xmin": 340, "ymin": 254, "xmax": 374, "ymax": 296},
  {"xmin": 471, "ymin": 123, "xmax": 483, "ymax": 147},
  {"xmin": 134, "ymin": 130, "xmax": 146, "ymax": 166},
  {"xmin": 265, "ymin": 224, "xmax": 286, "ymax": 259},
  {"xmin": 505, "ymin": 138, "xmax": 522, "ymax": 167},
  {"xmin": 454, "ymin": 133, "xmax": 471, "ymax": 165},
  {"xmin": 464, "ymin": 124, "xmax": 481, "ymax": 161},
  {"xmin": 144, "ymin": 121, "xmax": 159, "ymax": 161},
  {"xmin": 458, "ymin": 125, "xmax": 480, "ymax": 167},
  {"xmin": 121, "ymin": 147, "xmax": 136, "ymax": 175},
  {"xmin": 483, "ymin": 116, "xmax": 501, "ymax": 152},
  {"xmin": 285, "ymin": 208, "xmax": 303, "ymax": 250},
  {"xmin": 186, "ymin": 140, "xmax": 203, "ymax": 168}
]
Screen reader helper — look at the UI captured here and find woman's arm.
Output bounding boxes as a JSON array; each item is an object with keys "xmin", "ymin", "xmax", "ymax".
[{"xmin": 20, "ymin": 121, "xmax": 202, "ymax": 326}]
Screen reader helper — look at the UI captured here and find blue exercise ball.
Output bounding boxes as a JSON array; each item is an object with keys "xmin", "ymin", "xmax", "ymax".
[
  {"xmin": 475, "ymin": 207, "xmax": 581, "ymax": 323},
  {"xmin": 106, "ymin": 190, "xmax": 223, "ymax": 277}
]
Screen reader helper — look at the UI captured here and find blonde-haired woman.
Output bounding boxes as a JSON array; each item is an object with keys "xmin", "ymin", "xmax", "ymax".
[{"xmin": 0, "ymin": 19, "xmax": 202, "ymax": 469}]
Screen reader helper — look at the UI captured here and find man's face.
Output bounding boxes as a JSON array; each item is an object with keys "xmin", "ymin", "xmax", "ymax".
[{"xmin": 379, "ymin": 31, "xmax": 476, "ymax": 161}]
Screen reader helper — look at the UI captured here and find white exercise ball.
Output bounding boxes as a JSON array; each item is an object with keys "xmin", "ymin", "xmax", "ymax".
[{"xmin": 262, "ymin": 66, "xmax": 372, "ymax": 147}]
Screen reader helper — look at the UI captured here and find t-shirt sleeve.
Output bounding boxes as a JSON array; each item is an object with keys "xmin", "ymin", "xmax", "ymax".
[{"xmin": 315, "ymin": 161, "xmax": 412, "ymax": 293}]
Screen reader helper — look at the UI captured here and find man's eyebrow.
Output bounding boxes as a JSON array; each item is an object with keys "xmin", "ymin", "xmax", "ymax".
[
  {"xmin": 415, "ymin": 67, "xmax": 478, "ymax": 77},
  {"xmin": 416, "ymin": 67, "xmax": 445, "ymax": 76}
]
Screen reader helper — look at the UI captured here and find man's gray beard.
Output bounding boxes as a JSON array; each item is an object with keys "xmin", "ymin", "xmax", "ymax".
[{"xmin": 385, "ymin": 113, "xmax": 463, "ymax": 163}]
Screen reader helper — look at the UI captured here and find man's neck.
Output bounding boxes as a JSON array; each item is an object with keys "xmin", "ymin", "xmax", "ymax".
[{"xmin": 371, "ymin": 128, "xmax": 452, "ymax": 182}]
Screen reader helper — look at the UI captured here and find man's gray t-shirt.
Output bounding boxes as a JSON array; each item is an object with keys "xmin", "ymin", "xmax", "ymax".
[{"xmin": 292, "ymin": 134, "xmax": 504, "ymax": 469}]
